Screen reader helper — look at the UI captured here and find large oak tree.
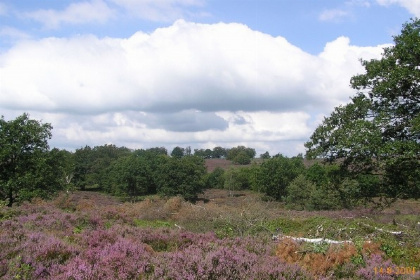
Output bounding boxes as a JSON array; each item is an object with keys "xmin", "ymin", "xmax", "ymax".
[
  {"xmin": 305, "ymin": 19, "xmax": 420, "ymax": 202},
  {"xmin": 0, "ymin": 113, "xmax": 55, "ymax": 206}
]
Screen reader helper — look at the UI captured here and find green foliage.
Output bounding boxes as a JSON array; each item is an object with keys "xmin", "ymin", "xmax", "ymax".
[
  {"xmin": 170, "ymin": 146, "xmax": 185, "ymax": 158},
  {"xmin": 223, "ymin": 167, "xmax": 252, "ymax": 192},
  {"xmin": 288, "ymin": 163, "xmax": 364, "ymax": 210},
  {"xmin": 232, "ymin": 151, "xmax": 251, "ymax": 165},
  {"xmin": 306, "ymin": 184, "xmax": 341, "ymax": 211},
  {"xmin": 8, "ymin": 255, "xmax": 34, "ymax": 280},
  {"xmin": 105, "ymin": 154, "xmax": 154, "ymax": 198},
  {"xmin": 193, "ymin": 148, "xmax": 213, "ymax": 158},
  {"xmin": 157, "ymin": 156, "xmax": 206, "ymax": 200},
  {"xmin": 260, "ymin": 151, "xmax": 271, "ymax": 159},
  {"xmin": 226, "ymin": 146, "xmax": 256, "ymax": 164},
  {"xmin": 212, "ymin": 146, "xmax": 227, "ymax": 158},
  {"xmin": 73, "ymin": 144, "xmax": 131, "ymax": 191},
  {"xmin": 205, "ymin": 167, "xmax": 225, "ymax": 189},
  {"xmin": 256, "ymin": 155, "xmax": 305, "ymax": 200},
  {"xmin": 0, "ymin": 113, "xmax": 62, "ymax": 206},
  {"xmin": 305, "ymin": 19, "xmax": 420, "ymax": 202},
  {"xmin": 285, "ymin": 175, "xmax": 315, "ymax": 210}
]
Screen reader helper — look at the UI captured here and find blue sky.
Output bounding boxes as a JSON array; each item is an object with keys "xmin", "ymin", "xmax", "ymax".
[{"xmin": 0, "ymin": 0, "xmax": 418, "ymax": 156}]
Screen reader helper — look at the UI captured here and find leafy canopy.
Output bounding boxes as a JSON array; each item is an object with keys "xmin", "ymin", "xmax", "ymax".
[
  {"xmin": 305, "ymin": 18, "xmax": 420, "ymax": 200},
  {"xmin": 0, "ymin": 113, "xmax": 54, "ymax": 206}
]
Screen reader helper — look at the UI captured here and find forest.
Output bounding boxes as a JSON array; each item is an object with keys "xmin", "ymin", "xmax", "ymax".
[{"xmin": 0, "ymin": 18, "xmax": 419, "ymax": 279}]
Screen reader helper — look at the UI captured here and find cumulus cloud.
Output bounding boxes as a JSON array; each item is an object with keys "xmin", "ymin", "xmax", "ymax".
[
  {"xmin": 376, "ymin": 0, "xmax": 420, "ymax": 16},
  {"xmin": 0, "ymin": 20, "xmax": 387, "ymax": 155},
  {"xmin": 22, "ymin": 0, "xmax": 115, "ymax": 29}
]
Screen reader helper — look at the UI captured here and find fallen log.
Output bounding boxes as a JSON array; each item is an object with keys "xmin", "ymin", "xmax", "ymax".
[
  {"xmin": 359, "ymin": 222, "xmax": 403, "ymax": 235},
  {"xmin": 273, "ymin": 234, "xmax": 352, "ymax": 244}
]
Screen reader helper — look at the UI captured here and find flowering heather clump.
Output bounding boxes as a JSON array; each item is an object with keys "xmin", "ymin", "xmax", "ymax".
[{"xmin": 356, "ymin": 254, "xmax": 396, "ymax": 280}]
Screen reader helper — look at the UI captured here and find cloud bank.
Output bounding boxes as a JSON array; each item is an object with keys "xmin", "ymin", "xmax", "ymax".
[{"xmin": 0, "ymin": 20, "xmax": 387, "ymax": 155}]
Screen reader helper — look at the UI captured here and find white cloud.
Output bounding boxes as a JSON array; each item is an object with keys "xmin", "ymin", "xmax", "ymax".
[
  {"xmin": 0, "ymin": 26, "xmax": 31, "ymax": 40},
  {"xmin": 346, "ymin": 0, "xmax": 371, "ymax": 8},
  {"xmin": 23, "ymin": 0, "xmax": 115, "ymax": 29},
  {"xmin": 0, "ymin": 20, "xmax": 386, "ymax": 155},
  {"xmin": 376, "ymin": 0, "xmax": 420, "ymax": 16},
  {"xmin": 110, "ymin": 0, "xmax": 206, "ymax": 22},
  {"xmin": 319, "ymin": 9, "xmax": 349, "ymax": 21}
]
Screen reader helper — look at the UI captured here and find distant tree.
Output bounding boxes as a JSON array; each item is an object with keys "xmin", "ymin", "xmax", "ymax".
[
  {"xmin": 105, "ymin": 154, "xmax": 153, "ymax": 198},
  {"xmin": 204, "ymin": 149, "xmax": 213, "ymax": 159},
  {"xmin": 212, "ymin": 146, "xmax": 227, "ymax": 158},
  {"xmin": 232, "ymin": 151, "xmax": 251, "ymax": 165},
  {"xmin": 205, "ymin": 167, "xmax": 225, "ymax": 189},
  {"xmin": 0, "ymin": 113, "xmax": 54, "ymax": 206},
  {"xmin": 260, "ymin": 151, "xmax": 271, "ymax": 159},
  {"xmin": 193, "ymin": 148, "xmax": 204, "ymax": 157},
  {"xmin": 145, "ymin": 147, "xmax": 168, "ymax": 156},
  {"xmin": 185, "ymin": 146, "xmax": 192, "ymax": 156},
  {"xmin": 157, "ymin": 156, "xmax": 206, "ymax": 200},
  {"xmin": 223, "ymin": 167, "xmax": 252, "ymax": 194},
  {"xmin": 193, "ymin": 148, "xmax": 213, "ymax": 158},
  {"xmin": 73, "ymin": 145, "xmax": 93, "ymax": 190},
  {"xmin": 48, "ymin": 148, "xmax": 75, "ymax": 191},
  {"xmin": 227, "ymin": 146, "xmax": 255, "ymax": 164},
  {"xmin": 256, "ymin": 155, "xmax": 305, "ymax": 200},
  {"xmin": 73, "ymin": 144, "xmax": 130, "ymax": 190},
  {"xmin": 171, "ymin": 146, "xmax": 185, "ymax": 159},
  {"xmin": 305, "ymin": 18, "xmax": 420, "ymax": 202}
]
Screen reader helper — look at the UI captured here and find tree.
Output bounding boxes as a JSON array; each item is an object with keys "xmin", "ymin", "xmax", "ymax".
[
  {"xmin": 73, "ymin": 144, "xmax": 130, "ymax": 190},
  {"xmin": 256, "ymin": 155, "xmax": 305, "ymax": 200},
  {"xmin": 285, "ymin": 175, "xmax": 315, "ymax": 210},
  {"xmin": 232, "ymin": 151, "xmax": 251, "ymax": 165},
  {"xmin": 204, "ymin": 167, "xmax": 225, "ymax": 189},
  {"xmin": 227, "ymin": 146, "xmax": 256, "ymax": 165},
  {"xmin": 157, "ymin": 156, "xmax": 206, "ymax": 200},
  {"xmin": 0, "ymin": 113, "xmax": 53, "ymax": 206},
  {"xmin": 145, "ymin": 147, "xmax": 168, "ymax": 156},
  {"xmin": 305, "ymin": 18, "xmax": 420, "ymax": 202},
  {"xmin": 212, "ymin": 146, "xmax": 227, "ymax": 158},
  {"xmin": 105, "ymin": 154, "xmax": 153, "ymax": 198},
  {"xmin": 73, "ymin": 145, "xmax": 93, "ymax": 190},
  {"xmin": 260, "ymin": 151, "xmax": 271, "ymax": 159},
  {"xmin": 223, "ymin": 167, "xmax": 252, "ymax": 195},
  {"xmin": 171, "ymin": 146, "xmax": 185, "ymax": 159}
]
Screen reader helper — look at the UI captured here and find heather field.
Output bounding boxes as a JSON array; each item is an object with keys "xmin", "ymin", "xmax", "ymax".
[{"xmin": 1, "ymin": 190, "xmax": 419, "ymax": 279}]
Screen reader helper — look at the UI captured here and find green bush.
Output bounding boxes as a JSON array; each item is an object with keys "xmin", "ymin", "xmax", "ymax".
[
  {"xmin": 205, "ymin": 167, "xmax": 225, "ymax": 189},
  {"xmin": 232, "ymin": 151, "xmax": 252, "ymax": 165},
  {"xmin": 285, "ymin": 175, "xmax": 315, "ymax": 210}
]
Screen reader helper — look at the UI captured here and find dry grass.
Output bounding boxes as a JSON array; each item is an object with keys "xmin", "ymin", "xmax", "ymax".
[{"xmin": 276, "ymin": 240, "xmax": 363, "ymax": 277}]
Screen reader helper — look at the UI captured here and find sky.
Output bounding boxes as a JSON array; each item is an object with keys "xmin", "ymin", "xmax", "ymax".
[{"xmin": 0, "ymin": 0, "xmax": 419, "ymax": 156}]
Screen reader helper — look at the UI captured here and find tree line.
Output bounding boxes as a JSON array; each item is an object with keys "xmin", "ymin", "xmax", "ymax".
[
  {"xmin": 1, "ymin": 18, "xmax": 418, "ymax": 208},
  {"xmin": 0, "ymin": 121, "xmax": 262, "ymax": 207}
]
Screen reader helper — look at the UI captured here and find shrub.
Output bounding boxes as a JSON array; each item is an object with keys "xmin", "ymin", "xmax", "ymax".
[
  {"xmin": 285, "ymin": 175, "xmax": 315, "ymax": 210},
  {"xmin": 232, "ymin": 151, "xmax": 252, "ymax": 165},
  {"xmin": 205, "ymin": 167, "xmax": 225, "ymax": 189}
]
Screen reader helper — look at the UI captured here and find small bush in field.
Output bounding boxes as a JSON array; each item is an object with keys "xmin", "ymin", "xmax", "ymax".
[
  {"xmin": 163, "ymin": 196, "xmax": 184, "ymax": 213},
  {"xmin": 285, "ymin": 175, "xmax": 315, "ymax": 210}
]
